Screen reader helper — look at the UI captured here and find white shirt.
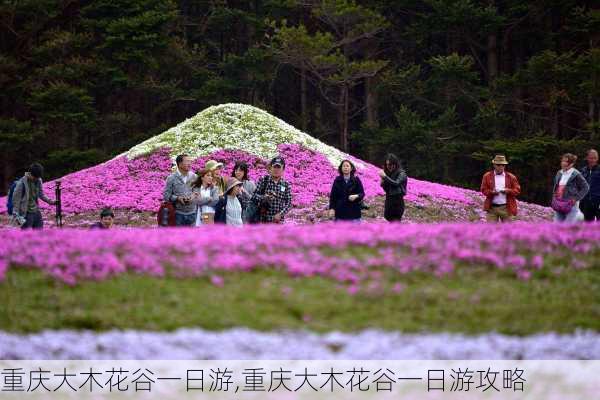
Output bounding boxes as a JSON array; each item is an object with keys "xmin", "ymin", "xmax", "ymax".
[
  {"xmin": 199, "ymin": 187, "xmax": 215, "ymax": 214},
  {"xmin": 493, "ymin": 172, "xmax": 507, "ymax": 205},
  {"xmin": 176, "ymin": 168, "xmax": 194, "ymax": 184},
  {"xmin": 195, "ymin": 186, "xmax": 215, "ymax": 226},
  {"xmin": 225, "ymin": 196, "xmax": 243, "ymax": 227},
  {"xmin": 559, "ymin": 168, "xmax": 575, "ymax": 185}
]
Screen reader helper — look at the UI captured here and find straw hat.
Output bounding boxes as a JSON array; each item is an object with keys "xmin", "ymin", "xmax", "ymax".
[
  {"xmin": 205, "ymin": 160, "xmax": 224, "ymax": 170},
  {"xmin": 491, "ymin": 155, "xmax": 509, "ymax": 165}
]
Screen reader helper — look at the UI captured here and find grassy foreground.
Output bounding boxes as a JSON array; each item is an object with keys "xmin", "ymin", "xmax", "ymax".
[{"xmin": 1, "ymin": 265, "xmax": 599, "ymax": 335}]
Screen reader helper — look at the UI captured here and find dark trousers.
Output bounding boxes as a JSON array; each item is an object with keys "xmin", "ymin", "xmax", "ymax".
[
  {"xmin": 175, "ymin": 212, "xmax": 196, "ymax": 226},
  {"xmin": 22, "ymin": 211, "xmax": 43, "ymax": 229},
  {"xmin": 580, "ymin": 198, "xmax": 600, "ymax": 221},
  {"xmin": 384, "ymin": 194, "xmax": 405, "ymax": 222}
]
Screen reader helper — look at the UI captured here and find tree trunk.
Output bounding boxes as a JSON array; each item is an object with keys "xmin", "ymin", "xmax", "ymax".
[
  {"xmin": 365, "ymin": 76, "xmax": 378, "ymax": 128},
  {"xmin": 339, "ymin": 85, "xmax": 349, "ymax": 152},
  {"xmin": 342, "ymin": 86, "xmax": 350, "ymax": 153},
  {"xmin": 300, "ymin": 66, "xmax": 308, "ymax": 131},
  {"xmin": 487, "ymin": 33, "xmax": 498, "ymax": 82}
]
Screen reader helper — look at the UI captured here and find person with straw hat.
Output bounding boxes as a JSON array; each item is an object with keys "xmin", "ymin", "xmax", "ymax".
[
  {"xmin": 480, "ymin": 155, "xmax": 521, "ymax": 222},
  {"xmin": 205, "ymin": 159, "xmax": 226, "ymax": 196},
  {"xmin": 214, "ymin": 177, "xmax": 245, "ymax": 226}
]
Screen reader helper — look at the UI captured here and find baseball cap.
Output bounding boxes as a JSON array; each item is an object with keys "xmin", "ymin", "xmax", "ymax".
[{"xmin": 270, "ymin": 156, "xmax": 285, "ymax": 168}]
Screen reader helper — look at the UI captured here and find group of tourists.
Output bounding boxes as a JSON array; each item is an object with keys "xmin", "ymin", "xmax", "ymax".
[
  {"xmin": 160, "ymin": 154, "xmax": 294, "ymax": 227},
  {"xmin": 159, "ymin": 153, "xmax": 408, "ymax": 228},
  {"xmin": 6, "ymin": 148, "xmax": 599, "ymax": 229},
  {"xmin": 481, "ymin": 149, "xmax": 599, "ymax": 223}
]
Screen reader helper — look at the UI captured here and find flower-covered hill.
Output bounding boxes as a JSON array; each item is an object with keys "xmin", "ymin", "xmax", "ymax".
[{"xmin": 0, "ymin": 103, "xmax": 552, "ymax": 225}]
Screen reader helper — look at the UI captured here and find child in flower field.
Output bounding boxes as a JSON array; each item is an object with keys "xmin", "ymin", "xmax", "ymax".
[
  {"xmin": 191, "ymin": 169, "xmax": 220, "ymax": 225},
  {"xmin": 328, "ymin": 160, "xmax": 365, "ymax": 222},
  {"xmin": 251, "ymin": 156, "xmax": 292, "ymax": 224},
  {"xmin": 163, "ymin": 154, "xmax": 197, "ymax": 226},
  {"xmin": 90, "ymin": 208, "xmax": 115, "ymax": 229},
  {"xmin": 215, "ymin": 178, "xmax": 245, "ymax": 226},
  {"xmin": 231, "ymin": 161, "xmax": 256, "ymax": 223},
  {"xmin": 379, "ymin": 154, "xmax": 407, "ymax": 222}
]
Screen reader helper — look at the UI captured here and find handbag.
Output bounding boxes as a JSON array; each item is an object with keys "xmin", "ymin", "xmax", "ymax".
[
  {"xmin": 551, "ymin": 197, "xmax": 573, "ymax": 214},
  {"xmin": 157, "ymin": 201, "xmax": 176, "ymax": 226},
  {"xmin": 244, "ymin": 200, "xmax": 260, "ymax": 223}
]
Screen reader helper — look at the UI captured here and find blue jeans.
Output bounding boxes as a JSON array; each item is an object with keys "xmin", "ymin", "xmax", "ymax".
[{"xmin": 175, "ymin": 212, "xmax": 196, "ymax": 227}]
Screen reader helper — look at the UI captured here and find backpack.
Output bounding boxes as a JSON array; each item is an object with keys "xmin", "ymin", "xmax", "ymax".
[
  {"xmin": 6, "ymin": 180, "xmax": 18, "ymax": 215},
  {"xmin": 157, "ymin": 201, "xmax": 176, "ymax": 226}
]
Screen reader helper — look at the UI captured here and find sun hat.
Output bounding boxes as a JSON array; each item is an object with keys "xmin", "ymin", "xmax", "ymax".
[
  {"xmin": 491, "ymin": 155, "xmax": 509, "ymax": 165},
  {"xmin": 205, "ymin": 160, "xmax": 224, "ymax": 170}
]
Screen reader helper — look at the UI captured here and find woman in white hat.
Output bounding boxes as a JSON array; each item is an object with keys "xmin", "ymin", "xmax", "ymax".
[{"xmin": 214, "ymin": 178, "xmax": 245, "ymax": 227}]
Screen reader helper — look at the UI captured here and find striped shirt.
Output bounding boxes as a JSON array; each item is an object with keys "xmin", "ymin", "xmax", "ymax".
[{"xmin": 225, "ymin": 196, "xmax": 243, "ymax": 227}]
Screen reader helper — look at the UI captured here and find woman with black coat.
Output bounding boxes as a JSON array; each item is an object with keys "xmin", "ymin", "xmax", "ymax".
[
  {"xmin": 328, "ymin": 160, "xmax": 365, "ymax": 221},
  {"xmin": 379, "ymin": 154, "xmax": 407, "ymax": 222}
]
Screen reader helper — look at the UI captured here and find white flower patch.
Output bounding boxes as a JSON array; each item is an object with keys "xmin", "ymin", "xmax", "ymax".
[
  {"xmin": 1, "ymin": 329, "xmax": 598, "ymax": 360},
  {"xmin": 123, "ymin": 103, "xmax": 359, "ymax": 169}
]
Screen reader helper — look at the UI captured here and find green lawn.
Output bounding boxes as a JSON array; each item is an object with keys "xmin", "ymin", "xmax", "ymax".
[{"xmin": 1, "ymin": 264, "xmax": 599, "ymax": 335}]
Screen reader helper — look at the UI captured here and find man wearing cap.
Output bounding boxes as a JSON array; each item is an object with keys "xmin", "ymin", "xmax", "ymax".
[
  {"xmin": 251, "ymin": 156, "xmax": 292, "ymax": 223},
  {"xmin": 480, "ymin": 155, "xmax": 521, "ymax": 222},
  {"xmin": 10, "ymin": 162, "xmax": 57, "ymax": 229},
  {"xmin": 163, "ymin": 154, "xmax": 197, "ymax": 226},
  {"xmin": 205, "ymin": 159, "xmax": 226, "ymax": 196}
]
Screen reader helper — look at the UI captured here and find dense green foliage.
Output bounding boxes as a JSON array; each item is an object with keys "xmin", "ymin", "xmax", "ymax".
[{"xmin": 1, "ymin": 0, "xmax": 598, "ymax": 203}]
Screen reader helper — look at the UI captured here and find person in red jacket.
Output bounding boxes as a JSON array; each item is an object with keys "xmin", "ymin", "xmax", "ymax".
[{"xmin": 480, "ymin": 155, "xmax": 521, "ymax": 222}]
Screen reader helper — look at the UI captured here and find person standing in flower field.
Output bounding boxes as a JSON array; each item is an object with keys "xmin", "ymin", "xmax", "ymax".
[
  {"xmin": 379, "ymin": 154, "xmax": 407, "ymax": 222},
  {"xmin": 10, "ymin": 163, "xmax": 57, "ymax": 229},
  {"xmin": 579, "ymin": 149, "xmax": 600, "ymax": 222},
  {"xmin": 328, "ymin": 160, "xmax": 365, "ymax": 222},
  {"xmin": 205, "ymin": 159, "xmax": 226, "ymax": 196},
  {"xmin": 163, "ymin": 154, "xmax": 197, "ymax": 227},
  {"xmin": 251, "ymin": 156, "xmax": 292, "ymax": 223},
  {"xmin": 480, "ymin": 155, "xmax": 521, "ymax": 222},
  {"xmin": 191, "ymin": 168, "xmax": 219, "ymax": 225},
  {"xmin": 215, "ymin": 178, "xmax": 245, "ymax": 227},
  {"xmin": 90, "ymin": 208, "xmax": 115, "ymax": 229},
  {"xmin": 231, "ymin": 161, "xmax": 256, "ymax": 223},
  {"xmin": 552, "ymin": 153, "xmax": 589, "ymax": 223}
]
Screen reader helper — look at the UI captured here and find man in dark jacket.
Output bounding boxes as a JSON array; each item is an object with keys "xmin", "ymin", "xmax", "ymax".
[
  {"xmin": 580, "ymin": 149, "xmax": 600, "ymax": 221},
  {"xmin": 10, "ymin": 163, "xmax": 57, "ymax": 229}
]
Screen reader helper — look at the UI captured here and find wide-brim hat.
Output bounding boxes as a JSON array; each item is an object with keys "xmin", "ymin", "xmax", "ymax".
[
  {"xmin": 225, "ymin": 177, "xmax": 243, "ymax": 194},
  {"xmin": 491, "ymin": 155, "xmax": 509, "ymax": 165},
  {"xmin": 205, "ymin": 160, "xmax": 224, "ymax": 171}
]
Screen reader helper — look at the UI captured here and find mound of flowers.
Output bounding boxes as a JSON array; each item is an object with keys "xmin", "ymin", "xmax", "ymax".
[
  {"xmin": 0, "ymin": 222, "xmax": 597, "ymax": 287},
  {"xmin": 0, "ymin": 103, "xmax": 551, "ymax": 221}
]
